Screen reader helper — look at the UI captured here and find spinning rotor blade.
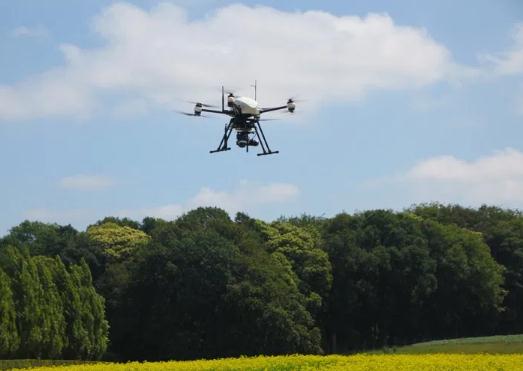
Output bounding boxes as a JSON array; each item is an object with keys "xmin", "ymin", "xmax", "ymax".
[
  {"xmin": 273, "ymin": 109, "xmax": 296, "ymax": 115},
  {"xmin": 287, "ymin": 97, "xmax": 306, "ymax": 103},
  {"xmin": 174, "ymin": 110, "xmax": 209, "ymax": 118},
  {"xmin": 223, "ymin": 86, "xmax": 242, "ymax": 96},
  {"xmin": 267, "ymin": 109, "xmax": 303, "ymax": 117},
  {"xmin": 186, "ymin": 101, "xmax": 218, "ymax": 108}
]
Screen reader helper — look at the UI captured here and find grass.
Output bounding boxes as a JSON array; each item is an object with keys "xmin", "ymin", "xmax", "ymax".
[
  {"xmin": 389, "ymin": 334, "xmax": 523, "ymax": 354},
  {"xmin": 0, "ymin": 359, "xmax": 95, "ymax": 370}
]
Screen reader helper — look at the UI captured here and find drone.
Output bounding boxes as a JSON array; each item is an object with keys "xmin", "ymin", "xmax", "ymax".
[{"xmin": 177, "ymin": 82, "xmax": 296, "ymax": 156}]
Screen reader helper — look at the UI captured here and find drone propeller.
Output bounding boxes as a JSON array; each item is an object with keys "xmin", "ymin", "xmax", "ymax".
[
  {"xmin": 186, "ymin": 101, "xmax": 218, "ymax": 108},
  {"xmin": 174, "ymin": 110, "xmax": 209, "ymax": 118},
  {"xmin": 223, "ymin": 86, "xmax": 242, "ymax": 96},
  {"xmin": 271, "ymin": 108, "xmax": 300, "ymax": 116},
  {"xmin": 277, "ymin": 110, "xmax": 298, "ymax": 116}
]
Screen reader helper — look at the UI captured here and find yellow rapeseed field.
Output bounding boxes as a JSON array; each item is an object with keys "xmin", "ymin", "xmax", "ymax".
[{"xmin": 14, "ymin": 354, "xmax": 523, "ymax": 371}]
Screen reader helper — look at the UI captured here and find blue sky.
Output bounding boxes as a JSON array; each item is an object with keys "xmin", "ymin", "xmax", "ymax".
[{"xmin": 1, "ymin": 0, "xmax": 523, "ymax": 235}]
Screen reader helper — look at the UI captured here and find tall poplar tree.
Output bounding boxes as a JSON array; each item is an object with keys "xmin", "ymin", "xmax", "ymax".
[
  {"xmin": 34, "ymin": 257, "xmax": 67, "ymax": 358},
  {"xmin": 0, "ymin": 267, "xmax": 19, "ymax": 357}
]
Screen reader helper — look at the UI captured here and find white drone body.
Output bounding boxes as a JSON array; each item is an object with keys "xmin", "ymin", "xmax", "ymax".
[{"xmin": 229, "ymin": 96, "xmax": 260, "ymax": 116}]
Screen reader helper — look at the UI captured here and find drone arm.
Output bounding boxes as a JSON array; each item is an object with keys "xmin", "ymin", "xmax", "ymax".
[{"xmin": 259, "ymin": 105, "xmax": 287, "ymax": 114}]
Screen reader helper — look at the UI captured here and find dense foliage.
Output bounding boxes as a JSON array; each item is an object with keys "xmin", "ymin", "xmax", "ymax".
[
  {"xmin": 411, "ymin": 205, "xmax": 523, "ymax": 334},
  {"xmin": 0, "ymin": 204, "xmax": 521, "ymax": 360},
  {"xmin": 0, "ymin": 246, "xmax": 108, "ymax": 359}
]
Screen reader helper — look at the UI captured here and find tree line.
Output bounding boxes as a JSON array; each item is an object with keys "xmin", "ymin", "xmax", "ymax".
[
  {"xmin": 0, "ymin": 246, "xmax": 108, "ymax": 359},
  {"xmin": 0, "ymin": 204, "xmax": 521, "ymax": 360}
]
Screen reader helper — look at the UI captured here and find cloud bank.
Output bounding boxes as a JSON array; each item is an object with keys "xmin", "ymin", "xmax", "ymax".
[
  {"xmin": 399, "ymin": 148, "xmax": 523, "ymax": 206},
  {"xmin": 0, "ymin": 2, "xmax": 455, "ymax": 121},
  {"xmin": 23, "ymin": 181, "xmax": 299, "ymax": 228},
  {"xmin": 118, "ymin": 181, "xmax": 300, "ymax": 220}
]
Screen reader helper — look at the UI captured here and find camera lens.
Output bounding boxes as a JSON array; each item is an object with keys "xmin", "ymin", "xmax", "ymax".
[{"xmin": 236, "ymin": 132, "xmax": 249, "ymax": 148}]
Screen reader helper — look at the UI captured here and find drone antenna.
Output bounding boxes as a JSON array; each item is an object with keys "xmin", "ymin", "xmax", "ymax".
[
  {"xmin": 222, "ymin": 85, "xmax": 225, "ymax": 112},
  {"xmin": 251, "ymin": 80, "xmax": 257, "ymax": 101}
]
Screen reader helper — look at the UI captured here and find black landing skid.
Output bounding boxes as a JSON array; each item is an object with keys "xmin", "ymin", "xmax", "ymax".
[{"xmin": 210, "ymin": 119, "xmax": 279, "ymax": 156}]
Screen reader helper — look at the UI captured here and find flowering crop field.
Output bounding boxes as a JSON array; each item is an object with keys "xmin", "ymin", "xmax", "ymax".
[{"xmin": 14, "ymin": 354, "xmax": 523, "ymax": 371}]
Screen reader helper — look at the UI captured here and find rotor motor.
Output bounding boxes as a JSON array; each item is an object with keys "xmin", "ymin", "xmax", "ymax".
[
  {"xmin": 227, "ymin": 94, "xmax": 235, "ymax": 107},
  {"xmin": 287, "ymin": 99, "xmax": 296, "ymax": 113},
  {"xmin": 194, "ymin": 103, "xmax": 202, "ymax": 116}
]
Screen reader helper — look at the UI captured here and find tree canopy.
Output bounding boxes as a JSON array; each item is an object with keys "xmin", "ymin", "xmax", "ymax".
[
  {"xmin": 0, "ymin": 247, "xmax": 108, "ymax": 359},
  {"xmin": 0, "ymin": 204, "xmax": 520, "ymax": 360}
]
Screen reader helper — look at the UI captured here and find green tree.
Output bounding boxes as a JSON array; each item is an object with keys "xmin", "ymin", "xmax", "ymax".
[
  {"xmin": 111, "ymin": 208, "xmax": 322, "ymax": 360},
  {"xmin": 2, "ymin": 221, "xmax": 77, "ymax": 258},
  {"xmin": 93, "ymin": 217, "xmax": 141, "ymax": 230},
  {"xmin": 51, "ymin": 257, "xmax": 88, "ymax": 359},
  {"xmin": 322, "ymin": 211, "xmax": 438, "ymax": 351},
  {"xmin": 33, "ymin": 256, "xmax": 67, "ymax": 358},
  {"xmin": 0, "ymin": 205, "xmax": 514, "ymax": 359},
  {"xmin": 86, "ymin": 222, "xmax": 150, "ymax": 261},
  {"xmin": 487, "ymin": 217, "xmax": 523, "ymax": 332},
  {"xmin": 1, "ymin": 221, "xmax": 105, "ymax": 282},
  {"xmin": 413, "ymin": 204, "xmax": 523, "ymax": 333},
  {"xmin": 257, "ymin": 220, "xmax": 332, "ymax": 317},
  {"xmin": 1, "ymin": 247, "xmax": 46, "ymax": 357},
  {"xmin": 222, "ymin": 248, "xmax": 322, "ymax": 356},
  {"xmin": 85, "ymin": 222, "xmax": 149, "ymax": 359},
  {"xmin": 0, "ymin": 246, "xmax": 108, "ymax": 360},
  {"xmin": 0, "ymin": 267, "xmax": 19, "ymax": 357},
  {"xmin": 71, "ymin": 260, "xmax": 109, "ymax": 359},
  {"xmin": 421, "ymin": 220, "xmax": 506, "ymax": 338}
]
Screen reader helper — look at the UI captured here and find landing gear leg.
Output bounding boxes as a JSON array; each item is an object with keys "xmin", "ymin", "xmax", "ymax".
[
  {"xmin": 210, "ymin": 120, "xmax": 234, "ymax": 154},
  {"xmin": 254, "ymin": 121, "xmax": 279, "ymax": 156}
]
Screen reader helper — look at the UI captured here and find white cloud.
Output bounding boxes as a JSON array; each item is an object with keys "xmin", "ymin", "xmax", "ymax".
[
  {"xmin": 398, "ymin": 148, "xmax": 523, "ymax": 206},
  {"xmin": 0, "ymin": 2, "xmax": 455, "ymax": 121},
  {"xmin": 11, "ymin": 25, "xmax": 49, "ymax": 38},
  {"xmin": 189, "ymin": 182, "xmax": 299, "ymax": 211},
  {"xmin": 483, "ymin": 23, "xmax": 523, "ymax": 75},
  {"xmin": 118, "ymin": 181, "xmax": 300, "ymax": 220},
  {"xmin": 59, "ymin": 174, "xmax": 114, "ymax": 191},
  {"xmin": 0, "ymin": 72, "xmax": 94, "ymax": 120},
  {"xmin": 123, "ymin": 203, "xmax": 185, "ymax": 221},
  {"xmin": 25, "ymin": 181, "xmax": 298, "ymax": 228}
]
